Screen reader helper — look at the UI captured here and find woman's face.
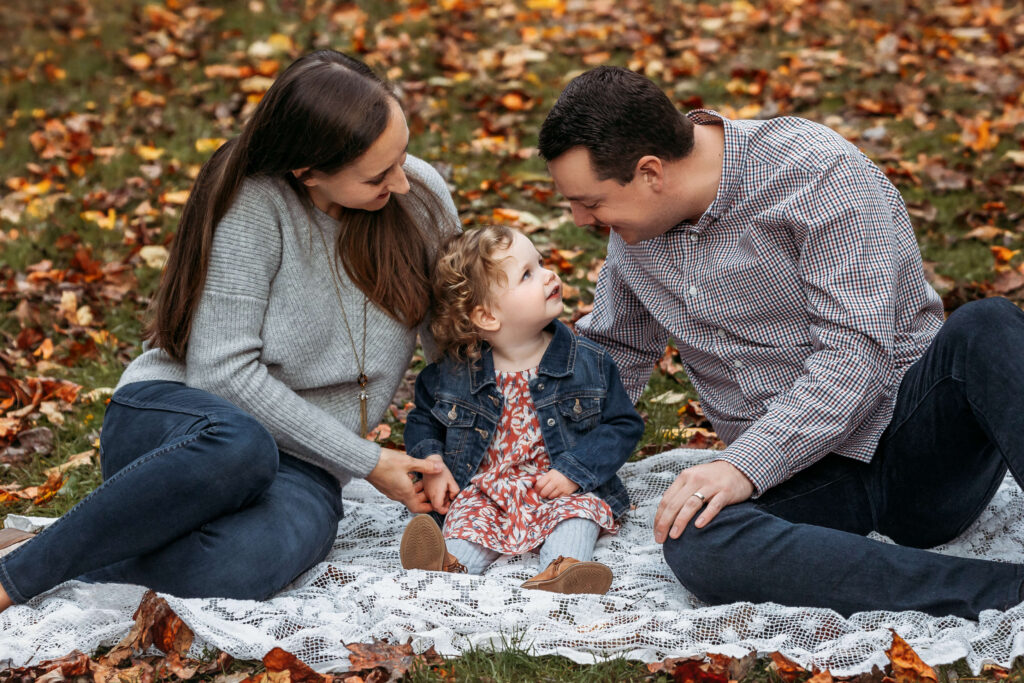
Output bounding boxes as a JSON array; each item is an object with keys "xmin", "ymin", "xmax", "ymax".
[{"xmin": 301, "ymin": 98, "xmax": 411, "ymax": 216}]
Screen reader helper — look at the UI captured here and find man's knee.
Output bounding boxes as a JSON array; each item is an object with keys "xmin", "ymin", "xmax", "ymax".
[
  {"xmin": 944, "ymin": 297, "xmax": 1022, "ymax": 345},
  {"xmin": 662, "ymin": 517, "xmax": 738, "ymax": 605}
]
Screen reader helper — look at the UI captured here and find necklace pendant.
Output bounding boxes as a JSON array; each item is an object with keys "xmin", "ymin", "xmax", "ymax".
[
  {"xmin": 359, "ymin": 392, "xmax": 368, "ymax": 438},
  {"xmin": 357, "ymin": 373, "xmax": 368, "ymax": 388}
]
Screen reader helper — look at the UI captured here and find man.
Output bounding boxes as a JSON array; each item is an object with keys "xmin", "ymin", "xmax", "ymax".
[{"xmin": 539, "ymin": 65, "xmax": 1024, "ymax": 618}]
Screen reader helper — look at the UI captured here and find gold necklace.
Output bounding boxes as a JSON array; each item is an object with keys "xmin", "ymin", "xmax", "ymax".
[{"xmin": 317, "ymin": 223, "xmax": 370, "ymax": 437}]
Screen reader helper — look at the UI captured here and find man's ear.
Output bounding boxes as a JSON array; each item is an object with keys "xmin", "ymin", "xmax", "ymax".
[
  {"xmin": 635, "ymin": 156, "xmax": 664, "ymax": 191},
  {"xmin": 292, "ymin": 167, "xmax": 316, "ymax": 186},
  {"xmin": 470, "ymin": 305, "xmax": 500, "ymax": 333}
]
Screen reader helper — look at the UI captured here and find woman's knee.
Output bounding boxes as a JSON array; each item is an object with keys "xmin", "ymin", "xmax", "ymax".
[{"xmin": 203, "ymin": 411, "xmax": 279, "ymax": 488}]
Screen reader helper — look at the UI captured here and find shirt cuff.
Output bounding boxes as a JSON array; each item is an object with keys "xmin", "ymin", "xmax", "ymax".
[{"xmin": 715, "ymin": 429, "xmax": 790, "ymax": 496}]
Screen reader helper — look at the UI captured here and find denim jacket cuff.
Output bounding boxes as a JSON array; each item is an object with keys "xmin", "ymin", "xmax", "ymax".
[
  {"xmin": 408, "ymin": 439, "xmax": 445, "ymax": 460},
  {"xmin": 552, "ymin": 452, "xmax": 598, "ymax": 492}
]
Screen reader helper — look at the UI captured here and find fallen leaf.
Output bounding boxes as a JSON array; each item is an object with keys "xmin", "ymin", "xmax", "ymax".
[
  {"xmin": 770, "ymin": 651, "xmax": 807, "ymax": 682},
  {"xmin": 345, "ymin": 639, "xmax": 442, "ymax": 681},
  {"xmin": 102, "ymin": 590, "xmax": 195, "ymax": 667},
  {"xmin": 45, "ymin": 449, "xmax": 97, "ymax": 476},
  {"xmin": 263, "ymin": 648, "xmax": 328, "ymax": 683},
  {"xmin": 885, "ymin": 630, "xmax": 937, "ymax": 683}
]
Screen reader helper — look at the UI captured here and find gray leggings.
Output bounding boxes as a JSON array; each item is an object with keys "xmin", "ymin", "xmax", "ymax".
[{"xmin": 445, "ymin": 517, "xmax": 600, "ymax": 575}]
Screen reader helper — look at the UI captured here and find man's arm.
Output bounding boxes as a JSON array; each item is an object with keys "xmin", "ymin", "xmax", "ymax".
[{"xmin": 575, "ymin": 236, "xmax": 670, "ymax": 404}]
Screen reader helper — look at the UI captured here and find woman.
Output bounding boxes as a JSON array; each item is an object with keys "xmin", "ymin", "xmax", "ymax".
[{"xmin": 0, "ymin": 50, "xmax": 458, "ymax": 609}]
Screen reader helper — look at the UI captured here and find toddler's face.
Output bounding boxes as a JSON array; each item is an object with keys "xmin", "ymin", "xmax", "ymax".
[{"xmin": 486, "ymin": 232, "xmax": 563, "ymax": 333}]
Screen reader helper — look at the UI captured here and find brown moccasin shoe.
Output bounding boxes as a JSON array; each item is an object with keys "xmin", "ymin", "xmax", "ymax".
[
  {"xmin": 0, "ymin": 528, "xmax": 35, "ymax": 559},
  {"xmin": 521, "ymin": 556, "xmax": 612, "ymax": 595},
  {"xmin": 399, "ymin": 514, "xmax": 466, "ymax": 573}
]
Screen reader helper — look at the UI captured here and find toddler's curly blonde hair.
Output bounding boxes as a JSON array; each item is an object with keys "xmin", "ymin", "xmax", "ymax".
[{"xmin": 430, "ymin": 225, "xmax": 516, "ymax": 363}]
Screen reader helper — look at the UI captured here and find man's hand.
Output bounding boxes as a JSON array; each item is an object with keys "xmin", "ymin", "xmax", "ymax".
[
  {"xmin": 422, "ymin": 454, "xmax": 460, "ymax": 513},
  {"xmin": 653, "ymin": 460, "xmax": 754, "ymax": 543},
  {"xmin": 365, "ymin": 448, "xmax": 441, "ymax": 514},
  {"xmin": 536, "ymin": 468, "xmax": 580, "ymax": 499}
]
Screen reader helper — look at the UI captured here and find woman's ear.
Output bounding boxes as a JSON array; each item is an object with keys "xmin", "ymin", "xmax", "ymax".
[
  {"xmin": 470, "ymin": 305, "xmax": 500, "ymax": 334},
  {"xmin": 292, "ymin": 167, "xmax": 316, "ymax": 186}
]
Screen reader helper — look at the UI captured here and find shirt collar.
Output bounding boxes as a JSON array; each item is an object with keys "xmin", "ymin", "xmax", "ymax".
[{"xmin": 684, "ymin": 109, "xmax": 746, "ymax": 233}]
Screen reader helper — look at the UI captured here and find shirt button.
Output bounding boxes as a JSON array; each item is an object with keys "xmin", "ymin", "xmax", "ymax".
[
  {"xmin": 717, "ymin": 329, "xmax": 727, "ymax": 338},
  {"xmin": 688, "ymin": 286, "xmax": 698, "ymax": 297},
  {"xmin": 689, "ymin": 233, "xmax": 698, "ymax": 243},
  {"xmin": 733, "ymin": 359, "xmax": 744, "ymax": 369},
  {"xmin": 547, "ymin": 418, "xmax": 556, "ymax": 427}
]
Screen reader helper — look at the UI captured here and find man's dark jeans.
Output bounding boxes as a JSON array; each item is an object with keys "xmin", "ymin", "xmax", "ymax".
[
  {"xmin": 0, "ymin": 381, "xmax": 343, "ymax": 604},
  {"xmin": 664, "ymin": 297, "xmax": 1024, "ymax": 618}
]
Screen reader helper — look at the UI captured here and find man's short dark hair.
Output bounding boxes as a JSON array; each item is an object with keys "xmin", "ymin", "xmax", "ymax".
[{"xmin": 538, "ymin": 66, "xmax": 694, "ymax": 184}]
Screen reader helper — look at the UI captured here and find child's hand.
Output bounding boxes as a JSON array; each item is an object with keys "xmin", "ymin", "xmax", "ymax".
[
  {"xmin": 536, "ymin": 468, "xmax": 579, "ymax": 499},
  {"xmin": 422, "ymin": 454, "xmax": 460, "ymax": 514}
]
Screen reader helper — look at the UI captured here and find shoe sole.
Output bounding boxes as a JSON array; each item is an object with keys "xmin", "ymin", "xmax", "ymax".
[
  {"xmin": 522, "ymin": 561, "xmax": 613, "ymax": 595},
  {"xmin": 399, "ymin": 514, "xmax": 445, "ymax": 571}
]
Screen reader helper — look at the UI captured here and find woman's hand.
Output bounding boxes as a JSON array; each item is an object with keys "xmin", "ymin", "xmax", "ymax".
[
  {"xmin": 365, "ymin": 448, "xmax": 442, "ymax": 513},
  {"xmin": 422, "ymin": 454, "xmax": 460, "ymax": 514},
  {"xmin": 653, "ymin": 460, "xmax": 754, "ymax": 543},
  {"xmin": 535, "ymin": 468, "xmax": 580, "ymax": 499}
]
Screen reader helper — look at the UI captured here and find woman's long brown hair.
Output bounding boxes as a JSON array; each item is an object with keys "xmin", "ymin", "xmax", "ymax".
[{"xmin": 145, "ymin": 50, "xmax": 454, "ymax": 361}]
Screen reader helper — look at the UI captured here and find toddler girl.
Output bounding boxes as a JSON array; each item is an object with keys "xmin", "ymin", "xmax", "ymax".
[{"xmin": 401, "ymin": 225, "xmax": 644, "ymax": 594}]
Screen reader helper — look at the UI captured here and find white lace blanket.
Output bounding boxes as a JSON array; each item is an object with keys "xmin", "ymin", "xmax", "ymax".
[{"xmin": 3, "ymin": 448, "xmax": 1024, "ymax": 675}]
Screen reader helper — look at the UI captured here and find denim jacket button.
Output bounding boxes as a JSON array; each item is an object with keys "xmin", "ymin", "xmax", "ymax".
[
  {"xmin": 489, "ymin": 395, "xmax": 499, "ymax": 406},
  {"xmin": 447, "ymin": 405, "xmax": 457, "ymax": 420},
  {"xmin": 537, "ymin": 382, "xmax": 545, "ymax": 390},
  {"xmin": 547, "ymin": 418, "xmax": 556, "ymax": 426}
]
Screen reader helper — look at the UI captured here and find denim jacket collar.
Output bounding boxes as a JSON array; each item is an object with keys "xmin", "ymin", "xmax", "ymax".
[{"xmin": 468, "ymin": 320, "xmax": 577, "ymax": 394}]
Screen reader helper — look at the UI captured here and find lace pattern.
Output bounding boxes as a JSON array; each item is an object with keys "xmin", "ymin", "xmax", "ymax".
[{"xmin": 2, "ymin": 448, "xmax": 1024, "ymax": 674}]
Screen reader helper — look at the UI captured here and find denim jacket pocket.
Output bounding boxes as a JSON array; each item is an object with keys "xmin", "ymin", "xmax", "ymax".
[
  {"xmin": 557, "ymin": 395, "xmax": 602, "ymax": 427},
  {"xmin": 431, "ymin": 400, "xmax": 478, "ymax": 457}
]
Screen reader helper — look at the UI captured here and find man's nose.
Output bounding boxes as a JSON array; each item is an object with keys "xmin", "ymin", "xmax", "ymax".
[{"xmin": 570, "ymin": 203, "xmax": 591, "ymax": 226}]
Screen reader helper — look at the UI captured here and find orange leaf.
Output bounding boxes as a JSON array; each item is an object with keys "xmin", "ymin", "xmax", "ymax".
[
  {"xmin": 769, "ymin": 651, "xmax": 807, "ymax": 682},
  {"xmin": 263, "ymin": 647, "xmax": 328, "ymax": 683},
  {"xmin": 886, "ymin": 630, "xmax": 937, "ymax": 683}
]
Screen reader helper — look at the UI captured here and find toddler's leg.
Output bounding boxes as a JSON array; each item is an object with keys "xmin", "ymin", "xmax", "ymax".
[
  {"xmin": 444, "ymin": 538, "xmax": 500, "ymax": 575},
  {"xmin": 538, "ymin": 517, "xmax": 600, "ymax": 568}
]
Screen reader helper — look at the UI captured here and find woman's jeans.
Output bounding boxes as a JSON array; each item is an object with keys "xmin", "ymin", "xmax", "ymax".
[
  {"xmin": 0, "ymin": 381, "xmax": 343, "ymax": 604},
  {"xmin": 664, "ymin": 297, "xmax": 1024, "ymax": 619}
]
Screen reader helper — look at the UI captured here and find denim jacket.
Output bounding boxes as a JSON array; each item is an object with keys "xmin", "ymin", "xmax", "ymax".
[{"xmin": 404, "ymin": 320, "xmax": 644, "ymax": 519}]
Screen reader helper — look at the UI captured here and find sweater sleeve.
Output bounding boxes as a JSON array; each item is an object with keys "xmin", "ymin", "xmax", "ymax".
[{"xmin": 184, "ymin": 179, "xmax": 381, "ymax": 481}]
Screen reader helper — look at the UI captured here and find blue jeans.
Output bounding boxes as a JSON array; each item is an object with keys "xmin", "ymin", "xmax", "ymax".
[
  {"xmin": 0, "ymin": 381, "xmax": 343, "ymax": 604},
  {"xmin": 664, "ymin": 297, "xmax": 1024, "ymax": 618}
]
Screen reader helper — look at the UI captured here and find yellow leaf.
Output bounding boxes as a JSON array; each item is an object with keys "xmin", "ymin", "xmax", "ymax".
[
  {"xmin": 135, "ymin": 145, "xmax": 165, "ymax": 161},
  {"xmin": 267, "ymin": 33, "xmax": 294, "ymax": 53},
  {"xmin": 195, "ymin": 138, "xmax": 227, "ymax": 154},
  {"xmin": 161, "ymin": 190, "xmax": 190, "ymax": 205},
  {"xmin": 125, "ymin": 52, "xmax": 153, "ymax": 71}
]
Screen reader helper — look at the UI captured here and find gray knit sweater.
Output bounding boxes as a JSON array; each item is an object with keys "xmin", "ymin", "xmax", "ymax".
[{"xmin": 117, "ymin": 155, "xmax": 458, "ymax": 489}]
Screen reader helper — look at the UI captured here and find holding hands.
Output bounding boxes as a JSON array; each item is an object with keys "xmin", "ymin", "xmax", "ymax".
[
  {"xmin": 535, "ymin": 468, "xmax": 579, "ymax": 499},
  {"xmin": 421, "ymin": 454, "xmax": 460, "ymax": 513},
  {"xmin": 653, "ymin": 460, "xmax": 754, "ymax": 543},
  {"xmin": 366, "ymin": 448, "xmax": 443, "ymax": 514}
]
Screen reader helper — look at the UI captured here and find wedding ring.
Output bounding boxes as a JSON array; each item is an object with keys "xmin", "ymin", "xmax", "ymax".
[{"xmin": 691, "ymin": 491, "xmax": 707, "ymax": 504}]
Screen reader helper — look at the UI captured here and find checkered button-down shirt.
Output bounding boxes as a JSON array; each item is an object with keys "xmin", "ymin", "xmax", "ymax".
[{"xmin": 575, "ymin": 110, "xmax": 945, "ymax": 494}]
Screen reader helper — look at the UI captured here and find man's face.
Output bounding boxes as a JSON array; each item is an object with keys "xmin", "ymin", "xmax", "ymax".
[{"xmin": 547, "ymin": 147, "xmax": 667, "ymax": 245}]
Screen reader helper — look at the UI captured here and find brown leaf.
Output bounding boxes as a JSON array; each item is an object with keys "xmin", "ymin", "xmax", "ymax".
[
  {"xmin": 770, "ymin": 651, "xmax": 808, "ymax": 682},
  {"xmin": 102, "ymin": 590, "xmax": 195, "ymax": 666},
  {"xmin": 344, "ymin": 639, "xmax": 441, "ymax": 681},
  {"xmin": 263, "ymin": 647, "xmax": 328, "ymax": 683},
  {"xmin": 885, "ymin": 630, "xmax": 937, "ymax": 683}
]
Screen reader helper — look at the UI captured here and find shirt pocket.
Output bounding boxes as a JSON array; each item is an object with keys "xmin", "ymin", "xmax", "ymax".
[{"xmin": 431, "ymin": 400, "xmax": 478, "ymax": 457}]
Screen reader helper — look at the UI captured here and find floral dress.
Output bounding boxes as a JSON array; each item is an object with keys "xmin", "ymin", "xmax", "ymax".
[{"xmin": 442, "ymin": 367, "xmax": 618, "ymax": 554}]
